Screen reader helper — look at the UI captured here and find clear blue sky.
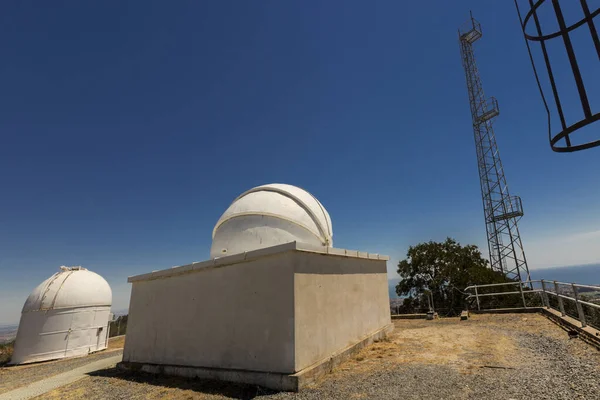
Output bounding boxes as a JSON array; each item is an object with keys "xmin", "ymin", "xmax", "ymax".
[{"xmin": 1, "ymin": 1, "xmax": 599, "ymax": 324}]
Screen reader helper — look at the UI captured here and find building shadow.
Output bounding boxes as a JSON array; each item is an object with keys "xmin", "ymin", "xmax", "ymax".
[{"xmin": 88, "ymin": 367, "xmax": 281, "ymax": 399}]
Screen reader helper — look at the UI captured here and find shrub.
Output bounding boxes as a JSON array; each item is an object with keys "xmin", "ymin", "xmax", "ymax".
[{"xmin": 0, "ymin": 340, "xmax": 14, "ymax": 366}]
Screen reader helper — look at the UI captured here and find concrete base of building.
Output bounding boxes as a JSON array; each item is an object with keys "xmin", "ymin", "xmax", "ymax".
[
  {"xmin": 470, "ymin": 307, "xmax": 544, "ymax": 314},
  {"xmin": 117, "ymin": 323, "xmax": 393, "ymax": 392},
  {"xmin": 391, "ymin": 313, "xmax": 428, "ymax": 320}
]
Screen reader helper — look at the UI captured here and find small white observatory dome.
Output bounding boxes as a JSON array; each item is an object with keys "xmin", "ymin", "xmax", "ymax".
[
  {"xmin": 210, "ymin": 183, "xmax": 333, "ymax": 258},
  {"xmin": 12, "ymin": 266, "xmax": 113, "ymax": 365}
]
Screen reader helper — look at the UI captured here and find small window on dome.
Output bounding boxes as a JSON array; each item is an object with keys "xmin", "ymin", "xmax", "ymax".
[{"xmin": 221, "ymin": 249, "xmax": 227, "ymax": 254}]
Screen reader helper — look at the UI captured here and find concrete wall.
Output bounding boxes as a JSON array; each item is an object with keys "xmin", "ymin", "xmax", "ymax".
[
  {"xmin": 293, "ymin": 252, "xmax": 391, "ymax": 371},
  {"xmin": 123, "ymin": 243, "xmax": 391, "ymax": 375},
  {"xmin": 123, "ymin": 252, "xmax": 296, "ymax": 373}
]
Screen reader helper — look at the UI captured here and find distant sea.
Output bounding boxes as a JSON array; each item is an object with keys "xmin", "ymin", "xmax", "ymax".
[
  {"xmin": 529, "ymin": 264, "xmax": 600, "ymax": 284},
  {"xmin": 388, "ymin": 263, "xmax": 600, "ymax": 299}
]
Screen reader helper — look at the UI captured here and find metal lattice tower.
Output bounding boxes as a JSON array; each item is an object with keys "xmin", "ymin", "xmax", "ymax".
[{"xmin": 458, "ymin": 14, "xmax": 532, "ymax": 283}]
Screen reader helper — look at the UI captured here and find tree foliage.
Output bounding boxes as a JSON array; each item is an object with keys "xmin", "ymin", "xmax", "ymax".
[
  {"xmin": 395, "ymin": 238, "xmax": 514, "ymax": 315},
  {"xmin": 0, "ymin": 340, "xmax": 14, "ymax": 366}
]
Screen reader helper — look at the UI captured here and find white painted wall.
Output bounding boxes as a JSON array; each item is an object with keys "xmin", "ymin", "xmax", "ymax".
[
  {"xmin": 11, "ymin": 267, "xmax": 112, "ymax": 365},
  {"xmin": 123, "ymin": 243, "xmax": 391, "ymax": 374},
  {"xmin": 293, "ymin": 253, "xmax": 391, "ymax": 371},
  {"xmin": 11, "ymin": 306, "xmax": 110, "ymax": 364},
  {"xmin": 124, "ymin": 251, "xmax": 296, "ymax": 373}
]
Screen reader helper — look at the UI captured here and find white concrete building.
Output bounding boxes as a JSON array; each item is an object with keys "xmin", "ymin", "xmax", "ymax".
[
  {"xmin": 11, "ymin": 266, "xmax": 112, "ymax": 365},
  {"xmin": 121, "ymin": 184, "xmax": 391, "ymax": 391}
]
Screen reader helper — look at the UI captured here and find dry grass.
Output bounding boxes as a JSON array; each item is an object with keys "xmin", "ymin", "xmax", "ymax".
[
  {"xmin": 107, "ymin": 335, "xmax": 125, "ymax": 350},
  {"xmin": 40, "ymin": 387, "xmax": 88, "ymax": 400},
  {"xmin": 331, "ymin": 314, "xmax": 534, "ymax": 379}
]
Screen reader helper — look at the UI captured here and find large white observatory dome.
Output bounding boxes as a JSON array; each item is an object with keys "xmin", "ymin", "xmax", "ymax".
[
  {"xmin": 210, "ymin": 183, "xmax": 333, "ymax": 258},
  {"xmin": 12, "ymin": 266, "xmax": 113, "ymax": 365}
]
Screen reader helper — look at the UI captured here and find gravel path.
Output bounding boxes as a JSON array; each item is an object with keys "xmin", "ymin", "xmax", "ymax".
[
  {"xmin": 30, "ymin": 314, "xmax": 600, "ymax": 399},
  {"xmin": 0, "ymin": 349, "xmax": 123, "ymax": 395},
  {"xmin": 0, "ymin": 355, "xmax": 122, "ymax": 400}
]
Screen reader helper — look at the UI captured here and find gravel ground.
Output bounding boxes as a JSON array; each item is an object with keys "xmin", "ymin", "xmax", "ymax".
[
  {"xmin": 0, "ymin": 355, "xmax": 122, "ymax": 400},
  {"xmin": 0, "ymin": 339, "xmax": 124, "ymax": 395},
  {"xmin": 31, "ymin": 314, "xmax": 600, "ymax": 400}
]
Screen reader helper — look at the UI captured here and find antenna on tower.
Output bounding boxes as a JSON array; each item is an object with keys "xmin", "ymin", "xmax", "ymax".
[{"xmin": 458, "ymin": 14, "xmax": 532, "ymax": 284}]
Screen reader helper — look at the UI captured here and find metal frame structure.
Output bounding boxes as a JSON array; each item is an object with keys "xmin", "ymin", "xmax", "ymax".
[
  {"xmin": 458, "ymin": 14, "xmax": 532, "ymax": 284},
  {"xmin": 515, "ymin": 0, "xmax": 600, "ymax": 152},
  {"xmin": 465, "ymin": 280, "xmax": 600, "ymax": 329}
]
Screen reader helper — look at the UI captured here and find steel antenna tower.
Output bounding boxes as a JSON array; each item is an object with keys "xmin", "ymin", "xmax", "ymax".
[{"xmin": 458, "ymin": 14, "xmax": 532, "ymax": 283}]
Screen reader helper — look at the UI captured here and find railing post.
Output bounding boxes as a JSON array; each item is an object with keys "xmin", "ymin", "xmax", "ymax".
[
  {"xmin": 519, "ymin": 282, "xmax": 527, "ymax": 308},
  {"xmin": 554, "ymin": 281, "xmax": 565, "ymax": 316},
  {"xmin": 540, "ymin": 279, "xmax": 549, "ymax": 308},
  {"xmin": 571, "ymin": 284, "xmax": 587, "ymax": 328},
  {"xmin": 474, "ymin": 285, "xmax": 481, "ymax": 311}
]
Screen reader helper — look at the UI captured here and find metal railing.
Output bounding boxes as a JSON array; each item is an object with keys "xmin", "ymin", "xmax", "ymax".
[
  {"xmin": 459, "ymin": 13, "xmax": 482, "ymax": 44},
  {"xmin": 465, "ymin": 280, "xmax": 600, "ymax": 328},
  {"xmin": 491, "ymin": 195, "xmax": 524, "ymax": 222},
  {"xmin": 475, "ymin": 97, "xmax": 500, "ymax": 124}
]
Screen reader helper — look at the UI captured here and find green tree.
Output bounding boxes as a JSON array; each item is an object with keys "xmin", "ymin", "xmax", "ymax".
[{"xmin": 395, "ymin": 238, "xmax": 514, "ymax": 315}]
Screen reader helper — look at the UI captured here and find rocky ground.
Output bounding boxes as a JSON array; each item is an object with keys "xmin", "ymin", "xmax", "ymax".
[{"xmin": 27, "ymin": 314, "xmax": 600, "ymax": 400}]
